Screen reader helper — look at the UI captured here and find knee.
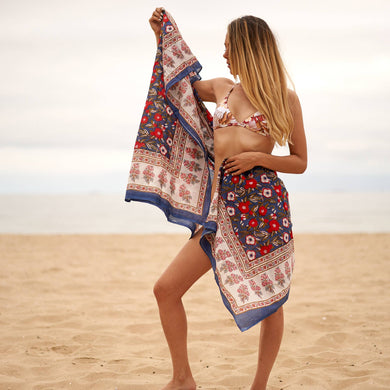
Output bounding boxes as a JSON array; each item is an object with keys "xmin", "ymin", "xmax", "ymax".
[
  {"xmin": 153, "ymin": 278, "xmax": 180, "ymax": 304},
  {"xmin": 263, "ymin": 306, "xmax": 284, "ymax": 326},
  {"xmin": 152, "ymin": 279, "xmax": 164, "ymax": 302}
]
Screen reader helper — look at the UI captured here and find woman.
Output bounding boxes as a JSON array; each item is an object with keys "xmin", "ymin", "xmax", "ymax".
[{"xmin": 148, "ymin": 7, "xmax": 307, "ymax": 390}]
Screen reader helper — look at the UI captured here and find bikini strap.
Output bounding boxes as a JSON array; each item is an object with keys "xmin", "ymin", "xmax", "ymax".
[{"xmin": 223, "ymin": 85, "xmax": 235, "ymax": 104}]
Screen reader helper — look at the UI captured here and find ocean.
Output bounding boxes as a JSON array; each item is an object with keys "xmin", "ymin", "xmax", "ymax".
[{"xmin": 0, "ymin": 192, "xmax": 388, "ymax": 234}]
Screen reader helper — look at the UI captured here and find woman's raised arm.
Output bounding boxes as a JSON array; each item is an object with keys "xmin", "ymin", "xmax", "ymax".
[
  {"xmin": 193, "ymin": 80, "xmax": 216, "ymax": 103},
  {"xmin": 149, "ymin": 7, "xmax": 164, "ymax": 44},
  {"xmin": 193, "ymin": 78, "xmax": 233, "ymax": 103}
]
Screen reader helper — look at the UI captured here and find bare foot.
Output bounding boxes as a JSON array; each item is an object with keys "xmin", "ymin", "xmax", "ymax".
[{"xmin": 160, "ymin": 377, "xmax": 196, "ymax": 390}]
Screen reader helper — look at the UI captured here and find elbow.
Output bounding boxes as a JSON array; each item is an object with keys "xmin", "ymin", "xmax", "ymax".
[
  {"xmin": 295, "ymin": 159, "xmax": 307, "ymax": 174},
  {"xmin": 297, "ymin": 167, "xmax": 307, "ymax": 174}
]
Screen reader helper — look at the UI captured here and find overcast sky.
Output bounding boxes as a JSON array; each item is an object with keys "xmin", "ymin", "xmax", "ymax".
[{"xmin": 0, "ymin": 0, "xmax": 389, "ymax": 193}]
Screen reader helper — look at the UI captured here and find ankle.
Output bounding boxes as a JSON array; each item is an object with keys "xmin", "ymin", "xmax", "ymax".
[
  {"xmin": 161, "ymin": 376, "xmax": 196, "ymax": 390},
  {"xmin": 172, "ymin": 372, "xmax": 194, "ymax": 384},
  {"xmin": 170, "ymin": 375, "xmax": 196, "ymax": 390},
  {"xmin": 250, "ymin": 385, "xmax": 266, "ymax": 390},
  {"xmin": 250, "ymin": 376, "xmax": 267, "ymax": 390}
]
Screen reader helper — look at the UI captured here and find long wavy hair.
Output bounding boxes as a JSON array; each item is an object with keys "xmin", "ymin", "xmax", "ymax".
[{"xmin": 227, "ymin": 16, "xmax": 294, "ymax": 145}]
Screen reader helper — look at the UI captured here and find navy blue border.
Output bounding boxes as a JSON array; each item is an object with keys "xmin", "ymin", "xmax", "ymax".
[
  {"xmin": 126, "ymin": 13, "xmax": 289, "ymax": 330},
  {"xmin": 200, "ymin": 230, "xmax": 289, "ymax": 332},
  {"xmin": 125, "ymin": 23, "xmax": 213, "ymax": 237}
]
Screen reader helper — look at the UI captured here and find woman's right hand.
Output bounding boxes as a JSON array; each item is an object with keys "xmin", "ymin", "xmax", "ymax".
[{"xmin": 149, "ymin": 7, "xmax": 164, "ymax": 40}]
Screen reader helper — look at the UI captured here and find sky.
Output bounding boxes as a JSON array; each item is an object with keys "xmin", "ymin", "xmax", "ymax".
[{"xmin": 0, "ymin": 0, "xmax": 389, "ymax": 194}]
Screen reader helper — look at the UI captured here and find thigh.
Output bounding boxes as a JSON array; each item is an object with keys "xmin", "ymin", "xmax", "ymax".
[{"xmin": 156, "ymin": 229, "xmax": 212, "ymax": 298}]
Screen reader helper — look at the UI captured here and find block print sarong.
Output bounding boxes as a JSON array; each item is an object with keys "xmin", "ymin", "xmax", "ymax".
[
  {"xmin": 125, "ymin": 11, "xmax": 214, "ymax": 232},
  {"xmin": 125, "ymin": 11, "xmax": 294, "ymax": 331},
  {"xmin": 201, "ymin": 165, "xmax": 294, "ymax": 331}
]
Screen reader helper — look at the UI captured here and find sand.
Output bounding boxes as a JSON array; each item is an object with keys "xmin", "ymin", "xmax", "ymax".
[{"xmin": 0, "ymin": 233, "xmax": 389, "ymax": 390}]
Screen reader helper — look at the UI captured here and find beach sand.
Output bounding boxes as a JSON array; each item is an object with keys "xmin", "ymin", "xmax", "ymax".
[{"xmin": 0, "ymin": 233, "xmax": 389, "ymax": 389}]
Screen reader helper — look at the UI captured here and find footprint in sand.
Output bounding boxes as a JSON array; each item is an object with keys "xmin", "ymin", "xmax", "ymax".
[{"xmin": 50, "ymin": 345, "xmax": 76, "ymax": 355}]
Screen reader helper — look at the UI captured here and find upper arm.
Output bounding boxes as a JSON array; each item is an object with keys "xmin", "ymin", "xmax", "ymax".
[
  {"xmin": 193, "ymin": 80, "xmax": 216, "ymax": 102},
  {"xmin": 193, "ymin": 78, "xmax": 234, "ymax": 103},
  {"xmin": 288, "ymin": 90, "xmax": 307, "ymax": 172}
]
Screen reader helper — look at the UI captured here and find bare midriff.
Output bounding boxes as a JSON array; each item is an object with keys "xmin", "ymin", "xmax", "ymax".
[{"xmin": 210, "ymin": 125, "xmax": 275, "ymax": 198}]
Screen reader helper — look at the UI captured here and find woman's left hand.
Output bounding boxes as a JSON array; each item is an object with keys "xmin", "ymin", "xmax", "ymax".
[{"xmin": 223, "ymin": 152, "xmax": 263, "ymax": 175}]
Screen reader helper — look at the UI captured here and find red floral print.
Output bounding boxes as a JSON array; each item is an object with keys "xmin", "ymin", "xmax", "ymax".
[
  {"xmin": 135, "ymin": 141, "xmax": 145, "ymax": 149},
  {"xmin": 259, "ymin": 206, "xmax": 267, "ymax": 216},
  {"xmin": 238, "ymin": 201, "xmax": 250, "ymax": 213},
  {"xmin": 220, "ymin": 260, "xmax": 237, "ymax": 273},
  {"xmin": 274, "ymin": 267, "xmax": 285, "ymax": 287},
  {"xmin": 249, "ymin": 280, "xmax": 262, "ymax": 297},
  {"xmin": 151, "ymin": 128, "xmax": 164, "ymax": 138},
  {"xmin": 244, "ymin": 178, "xmax": 257, "ymax": 189},
  {"xmin": 225, "ymin": 274, "xmax": 244, "ymax": 286},
  {"xmin": 231, "ymin": 175, "xmax": 240, "ymax": 184},
  {"xmin": 179, "ymin": 184, "xmax": 192, "ymax": 203},
  {"xmin": 237, "ymin": 284, "xmax": 250, "ymax": 302},
  {"xmin": 274, "ymin": 185, "xmax": 282, "ymax": 196},
  {"xmin": 268, "ymin": 220, "xmax": 280, "ymax": 232},
  {"xmin": 127, "ymin": 9, "xmax": 294, "ymax": 330},
  {"xmin": 260, "ymin": 245, "xmax": 273, "ymax": 255},
  {"xmin": 285, "ymin": 261, "xmax": 292, "ymax": 280},
  {"xmin": 261, "ymin": 274, "xmax": 275, "ymax": 293}
]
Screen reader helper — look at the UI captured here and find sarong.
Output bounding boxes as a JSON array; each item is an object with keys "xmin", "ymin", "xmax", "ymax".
[
  {"xmin": 201, "ymin": 166, "xmax": 294, "ymax": 331},
  {"xmin": 125, "ymin": 11, "xmax": 294, "ymax": 331},
  {"xmin": 125, "ymin": 12, "xmax": 214, "ymax": 231}
]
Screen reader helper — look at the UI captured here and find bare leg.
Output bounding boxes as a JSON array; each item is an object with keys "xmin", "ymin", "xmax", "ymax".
[
  {"xmin": 250, "ymin": 307, "xmax": 284, "ymax": 390},
  {"xmin": 153, "ymin": 230, "xmax": 212, "ymax": 390}
]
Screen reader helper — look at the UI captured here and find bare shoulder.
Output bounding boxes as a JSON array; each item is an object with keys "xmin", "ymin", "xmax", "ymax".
[
  {"xmin": 213, "ymin": 77, "xmax": 234, "ymax": 92},
  {"xmin": 212, "ymin": 78, "xmax": 234, "ymax": 101},
  {"xmin": 287, "ymin": 89, "xmax": 302, "ymax": 112},
  {"xmin": 213, "ymin": 77, "xmax": 234, "ymax": 89},
  {"xmin": 193, "ymin": 77, "xmax": 234, "ymax": 103},
  {"xmin": 287, "ymin": 88, "xmax": 306, "ymax": 143}
]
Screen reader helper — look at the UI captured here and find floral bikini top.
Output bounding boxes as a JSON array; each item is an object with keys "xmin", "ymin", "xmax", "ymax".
[{"xmin": 213, "ymin": 86, "xmax": 270, "ymax": 136}]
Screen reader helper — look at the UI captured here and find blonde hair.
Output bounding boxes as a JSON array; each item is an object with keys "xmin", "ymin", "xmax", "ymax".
[{"xmin": 228, "ymin": 16, "xmax": 294, "ymax": 145}]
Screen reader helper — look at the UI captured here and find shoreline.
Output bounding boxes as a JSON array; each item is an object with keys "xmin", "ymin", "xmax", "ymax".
[{"xmin": 0, "ymin": 192, "xmax": 389, "ymax": 235}]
